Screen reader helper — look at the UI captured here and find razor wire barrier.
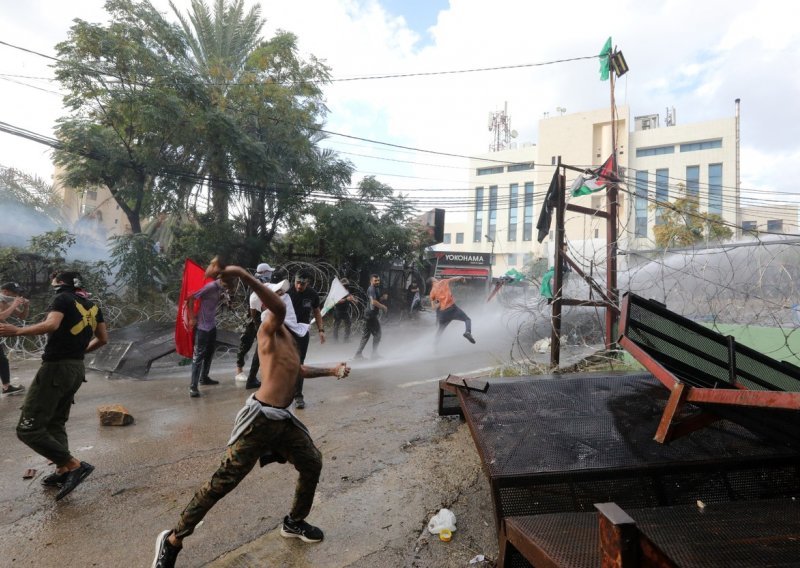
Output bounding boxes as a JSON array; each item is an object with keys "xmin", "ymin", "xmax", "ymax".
[{"xmin": 10, "ymin": 239, "xmax": 800, "ymax": 369}]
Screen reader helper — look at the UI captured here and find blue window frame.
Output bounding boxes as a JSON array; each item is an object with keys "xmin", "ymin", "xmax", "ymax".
[
  {"xmin": 507, "ymin": 162, "xmax": 534, "ymax": 172},
  {"xmin": 522, "ymin": 182, "xmax": 533, "ymax": 241},
  {"xmin": 473, "ymin": 187, "xmax": 484, "ymax": 242},
  {"xmin": 708, "ymin": 164, "xmax": 722, "ymax": 216},
  {"xmin": 655, "ymin": 168, "xmax": 669, "ymax": 225},
  {"xmin": 508, "ymin": 183, "xmax": 518, "ymax": 241},
  {"xmin": 635, "ymin": 170, "xmax": 648, "ymax": 238},
  {"xmin": 636, "ymin": 145, "xmax": 675, "ymax": 158},
  {"xmin": 487, "ymin": 186, "xmax": 498, "ymax": 241},
  {"xmin": 680, "ymin": 139, "xmax": 722, "ymax": 153},
  {"xmin": 476, "ymin": 166, "xmax": 504, "ymax": 176},
  {"xmin": 686, "ymin": 166, "xmax": 699, "ymax": 197}
]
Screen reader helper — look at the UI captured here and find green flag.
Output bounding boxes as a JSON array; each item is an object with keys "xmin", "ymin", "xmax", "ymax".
[{"xmin": 599, "ymin": 37, "xmax": 612, "ymax": 81}]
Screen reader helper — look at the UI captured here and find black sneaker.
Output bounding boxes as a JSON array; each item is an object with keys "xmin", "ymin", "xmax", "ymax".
[
  {"xmin": 41, "ymin": 470, "xmax": 68, "ymax": 487},
  {"xmin": 189, "ymin": 386, "xmax": 200, "ymax": 398},
  {"xmin": 152, "ymin": 529, "xmax": 181, "ymax": 568},
  {"xmin": 199, "ymin": 377, "xmax": 219, "ymax": 385},
  {"xmin": 55, "ymin": 461, "xmax": 94, "ymax": 501},
  {"xmin": 2, "ymin": 384, "xmax": 25, "ymax": 396},
  {"xmin": 280, "ymin": 515, "xmax": 324, "ymax": 543},
  {"xmin": 294, "ymin": 396, "xmax": 305, "ymax": 409},
  {"xmin": 245, "ymin": 380, "xmax": 261, "ymax": 390},
  {"xmin": 463, "ymin": 332, "xmax": 476, "ymax": 344}
]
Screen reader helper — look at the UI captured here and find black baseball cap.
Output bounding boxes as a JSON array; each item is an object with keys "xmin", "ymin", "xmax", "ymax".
[{"xmin": 1, "ymin": 282, "xmax": 24, "ymax": 294}]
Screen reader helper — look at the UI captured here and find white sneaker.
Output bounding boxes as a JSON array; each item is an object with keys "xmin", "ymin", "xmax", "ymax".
[{"xmin": 234, "ymin": 372, "xmax": 247, "ymax": 383}]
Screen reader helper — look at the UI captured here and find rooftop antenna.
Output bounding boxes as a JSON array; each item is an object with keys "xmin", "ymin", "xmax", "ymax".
[{"xmin": 488, "ymin": 101, "xmax": 512, "ymax": 152}]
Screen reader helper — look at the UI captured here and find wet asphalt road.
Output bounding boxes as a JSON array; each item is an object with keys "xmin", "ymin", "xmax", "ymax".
[{"xmin": 0, "ymin": 306, "xmax": 521, "ymax": 567}]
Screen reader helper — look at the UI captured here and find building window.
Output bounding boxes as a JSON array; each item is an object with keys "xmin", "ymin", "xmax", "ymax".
[
  {"xmin": 507, "ymin": 162, "xmax": 534, "ymax": 172},
  {"xmin": 767, "ymin": 220, "xmax": 783, "ymax": 233},
  {"xmin": 473, "ymin": 187, "xmax": 484, "ymax": 242},
  {"xmin": 114, "ymin": 219, "xmax": 118, "ymax": 224},
  {"xmin": 476, "ymin": 166, "xmax": 504, "ymax": 176},
  {"xmin": 508, "ymin": 183, "xmax": 518, "ymax": 241},
  {"xmin": 488, "ymin": 185, "xmax": 498, "ymax": 241},
  {"xmin": 680, "ymin": 139, "xmax": 722, "ymax": 153},
  {"xmin": 507, "ymin": 253, "xmax": 517, "ymax": 266},
  {"xmin": 86, "ymin": 190, "xmax": 98, "ymax": 201},
  {"xmin": 455, "ymin": 232, "xmax": 464, "ymax": 244},
  {"xmin": 686, "ymin": 166, "xmax": 699, "ymax": 198},
  {"xmin": 635, "ymin": 170, "xmax": 648, "ymax": 238},
  {"xmin": 594, "ymin": 228, "xmax": 599, "ymax": 239},
  {"xmin": 95, "ymin": 211, "xmax": 103, "ymax": 222},
  {"xmin": 442, "ymin": 233, "xmax": 451, "ymax": 244},
  {"xmin": 655, "ymin": 168, "xmax": 669, "ymax": 225},
  {"xmin": 742, "ymin": 221, "xmax": 757, "ymax": 233},
  {"xmin": 635, "ymin": 145, "xmax": 675, "ymax": 158},
  {"xmin": 708, "ymin": 163, "xmax": 722, "ymax": 216},
  {"xmin": 522, "ymin": 253, "xmax": 532, "ymax": 266},
  {"xmin": 522, "ymin": 182, "xmax": 533, "ymax": 241}
]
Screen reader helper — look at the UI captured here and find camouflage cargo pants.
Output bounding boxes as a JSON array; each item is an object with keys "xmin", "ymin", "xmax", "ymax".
[{"xmin": 174, "ymin": 412, "xmax": 322, "ymax": 539}]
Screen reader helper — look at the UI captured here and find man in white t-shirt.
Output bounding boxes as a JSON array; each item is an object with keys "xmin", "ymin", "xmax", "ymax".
[
  {"xmin": 243, "ymin": 280, "xmax": 294, "ymax": 389},
  {"xmin": 235, "ymin": 263, "xmax": 273, "ymax": 382}
]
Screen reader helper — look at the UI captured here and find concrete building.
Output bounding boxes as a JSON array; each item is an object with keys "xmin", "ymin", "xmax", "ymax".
[
  {"xmin": 440, "ymin": 104, "xmax": 740, "ymax": 275},
  {"xmin": 55, "ymin": 167, "xmax": 132, "ymax": 239},
  {"xmin": 740, "ymin": 204, "xmax": 799, "ymax": 235}
]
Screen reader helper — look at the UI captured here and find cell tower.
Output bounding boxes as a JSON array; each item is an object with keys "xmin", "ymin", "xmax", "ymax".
[{"xmin": 488, "ymin": 102, "xmax": 517, "ymax": 152}]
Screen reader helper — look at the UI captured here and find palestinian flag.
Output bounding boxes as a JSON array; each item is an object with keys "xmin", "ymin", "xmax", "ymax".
[
  {"xmin": 570, "ymin": 154, "xmax": 618, "ymax": 197},
  {"xmin": 599, "ymin": 37, "xmax": 612, "ymax": 81}
]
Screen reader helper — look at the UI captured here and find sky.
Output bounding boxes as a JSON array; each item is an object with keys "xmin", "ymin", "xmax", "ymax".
[{"xmin": 1, "ymin": 0, "xmax": 798, "ymax": 223}]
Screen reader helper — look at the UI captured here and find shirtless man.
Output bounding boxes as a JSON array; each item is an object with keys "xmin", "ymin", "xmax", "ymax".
[{"xmin": 152, "ymin": 265, "xmax": 350, "ymax": 568}]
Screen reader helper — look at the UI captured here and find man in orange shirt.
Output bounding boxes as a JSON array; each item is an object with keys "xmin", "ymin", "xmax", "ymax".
[{"xmin": 428, "ymin": 276, "xmax": 475, "ymax": 344}]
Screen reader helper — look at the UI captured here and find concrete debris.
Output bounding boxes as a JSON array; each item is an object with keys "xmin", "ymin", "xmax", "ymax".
[{"xmin": 97, "ymin": 404, "xmax": 134, "ymax": 426}]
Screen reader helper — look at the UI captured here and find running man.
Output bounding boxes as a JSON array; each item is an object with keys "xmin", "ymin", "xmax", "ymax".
[
  {"xmin": 0, "ymin": 271, "xmax": 107, "ymax": 500},
  {"xmin": 429, "ymin": 276, "xmax": 475, "ymax": 344},
  {"xmin": 152, "ymin": 265, "xmax": 350, "ymax": 568}
]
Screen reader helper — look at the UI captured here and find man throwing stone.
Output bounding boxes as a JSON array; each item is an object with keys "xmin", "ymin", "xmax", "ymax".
[{"xmin": 152, "ymin": 265, "xmax": 350, "ymax": 568}]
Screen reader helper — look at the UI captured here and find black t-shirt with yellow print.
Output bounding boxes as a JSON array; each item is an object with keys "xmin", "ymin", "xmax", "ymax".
[{"xmin": 42, "ymin": 291, "xmax": 105, "ymax": 362}]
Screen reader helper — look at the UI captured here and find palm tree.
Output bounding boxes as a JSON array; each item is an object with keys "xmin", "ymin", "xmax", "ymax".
[{"xmin": 170, "ymin": 0, "xmax": 265, "ymax": 222}]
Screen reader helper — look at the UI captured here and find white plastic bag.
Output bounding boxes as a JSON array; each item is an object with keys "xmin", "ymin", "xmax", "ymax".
[{"xmin": 427, "ymin": 508, "xmax": 457, "ymax": 534}]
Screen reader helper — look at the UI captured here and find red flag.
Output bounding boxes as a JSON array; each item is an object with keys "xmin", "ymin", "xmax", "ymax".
[{"xmin": 175, "ymin": 259, "xmax": 212, "ymax": 358}]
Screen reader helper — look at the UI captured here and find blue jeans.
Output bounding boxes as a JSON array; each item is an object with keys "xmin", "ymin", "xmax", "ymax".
[{"xmin": 191, "ymin": 328, "xmax": 217, "ymax": 388}]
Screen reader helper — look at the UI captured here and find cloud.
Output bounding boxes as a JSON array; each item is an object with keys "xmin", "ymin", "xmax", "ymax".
[{"xmin": 1, "ymin": 0, "xmax": 798, "ymax": 204}]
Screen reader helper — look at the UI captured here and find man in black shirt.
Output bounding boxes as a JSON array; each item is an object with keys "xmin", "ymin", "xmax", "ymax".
[
  {"xmin": 286, "ymin": 271, "xmax": 325, "ymax": 408},
  {"xmin": 354, "ymin": 274, "xmax": 388, "ymax": 360},
  {"xmin": 0, "ymin": 271, "xmax": 108, "ymax": 500}
]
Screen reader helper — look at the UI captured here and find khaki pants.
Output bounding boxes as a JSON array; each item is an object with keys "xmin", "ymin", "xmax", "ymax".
[
  {"xmin": 175, "ymin": 412, "xmax": 322, "ymax": 539},
  {"xmin": 16, "ymin": 360, "xmax": 85, "ymax": 467}
]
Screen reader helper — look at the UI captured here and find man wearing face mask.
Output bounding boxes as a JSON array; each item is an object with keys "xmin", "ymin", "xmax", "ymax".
[
  {"xmin": 235, "ymin": 263, "xmax": 274, "ymax": 382},
  {"xmin": 286, "ymin": 271, "xmax": 325, "ymax": 409},
  {"xmin": 0, "ymin": 271, "xmax": 108, "ymax": 500}
]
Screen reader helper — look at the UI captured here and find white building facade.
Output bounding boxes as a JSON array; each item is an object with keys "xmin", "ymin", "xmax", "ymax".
[{"xmin": 440, "ymin": 105, "xmax": 740, "ymax": 275}]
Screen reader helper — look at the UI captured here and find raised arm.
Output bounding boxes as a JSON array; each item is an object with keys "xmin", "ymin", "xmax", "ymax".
[
  {"xmin": 0, "ymin": 297, "xmax": 25, "ymax": 321},
  {"xmin": 222, "ymin": 266, "xmax": 285, "ymax": 330}
]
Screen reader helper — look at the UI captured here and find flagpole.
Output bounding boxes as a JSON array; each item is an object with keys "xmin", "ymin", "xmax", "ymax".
[{"xmin": 606, "ymin": 50, "xmax": 620, "ymax": 352}]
